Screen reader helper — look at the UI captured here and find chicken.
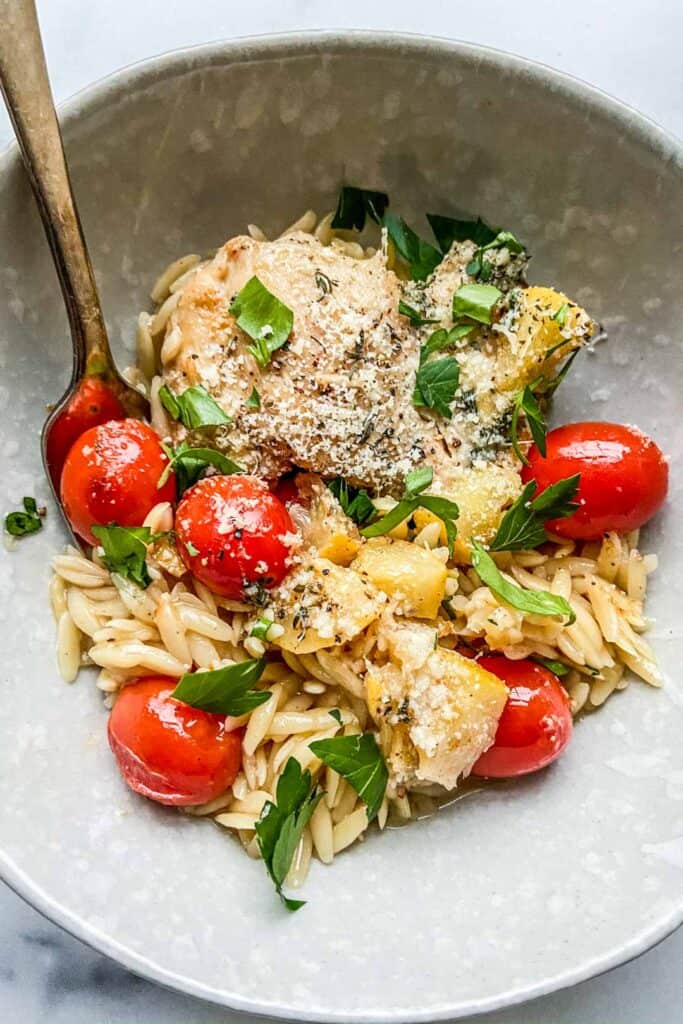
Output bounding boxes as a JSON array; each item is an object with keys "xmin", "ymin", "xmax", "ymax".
[{"xmin": 160, "ymin": 229, "xmax": 593, "ymax": 552}]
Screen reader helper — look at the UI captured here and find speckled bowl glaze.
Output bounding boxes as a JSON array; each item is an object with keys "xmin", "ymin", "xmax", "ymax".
[{"xmin": 1, "ymin": 32, "xmax": 682, "ymax": 1023}]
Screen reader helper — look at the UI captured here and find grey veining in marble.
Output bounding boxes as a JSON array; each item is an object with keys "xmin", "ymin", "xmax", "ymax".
[{"xmin": 1, "ymin": 2, "xmax": 683, "ymax": 1024}]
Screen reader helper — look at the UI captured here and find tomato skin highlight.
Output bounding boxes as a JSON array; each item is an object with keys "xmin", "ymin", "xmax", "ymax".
[
  {"xmin": 108, "ymin": 676, "xmax": 243, "ymax": 806},
  {"xmin": 47, "ymin": 378, "xmax": 125, "ymax": 487},
  {"xmin": 522, "ymin": 421, "xmax": 668, "ymax": 540},
  {"xmin": 471, "ymin": 657, "xmax": 573, "ymax": 778},
  {"xmin": 60, "ymin": 418, "xmax": 176, "ymax": 545},
  {"xmin": 175, "ymin": 475, "xmax": 295, "ymax": 600}
]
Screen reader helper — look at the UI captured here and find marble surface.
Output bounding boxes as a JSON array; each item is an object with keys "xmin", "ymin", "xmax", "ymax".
[{"xmin": 1, "ymin": 2, "xmax": 682, "ymax": 1022}]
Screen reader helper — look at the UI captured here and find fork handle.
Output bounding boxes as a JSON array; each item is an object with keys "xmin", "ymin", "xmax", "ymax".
[{"xmin": 0, "ymin": 0, "xmax": 113, "ymax": 378}]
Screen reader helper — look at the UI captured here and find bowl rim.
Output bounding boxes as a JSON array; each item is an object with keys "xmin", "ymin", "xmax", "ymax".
[{"xmin": 1, "ymin": 29, "xmax": 682, "ymax": 1023}]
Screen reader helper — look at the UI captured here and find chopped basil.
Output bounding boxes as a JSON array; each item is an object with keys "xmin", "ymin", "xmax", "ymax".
[
  {"xmin": 309, "ymin": 733, "xmax": 388, "ymax": 820},
  {"xmin": 383, "ymin": 212, "xmax": 442, "ymax": 281},
  {"xmin": 328, "ymin": 708, "xmax": 343, "ymax": 725},
  {"xmin": 255, "ymin": 757, "xmax": 323, "ymax": 911},
  {"xmin": 158, "ymin": 442, "xmax": 242, "ymax": 494},
  {"xmin": 331, "ymin": 186, "xmax": 389, "ymax": 230},
  {"xmin": 360, "ymin": 466, "xmax": 459, "ymax": 557},
  {"xmin": 413, "ymin": 357, "xmax": 460, "ymax": 418},
  {"xmin": 531, "ymin": 655, "xmax": 571, "ymax": 677},
  {"xmin": 91, "ymin": 524, "xmax": 157, "ymax": 589},
  {"xmin": 489, "ymin": 476, "xmax": 581, "ymax": 551},
  {"xmin": 421, "ymin": 324, "xmax": 475, "ymax": 361},
  {"xmin": 398, "ymin": 300, "xmax": 439, "ymax": 327},
  {"xmin": 247, "ymin": 386, "xmax": 261, "ymax": 409},
  {"xmin": 427, "ymin": 213, "xmax": 498, "ymax": 253},
  {"xmin": 328, "ymin": 477, "xmax": 376, "ymax": 527},
  {"xmin": 5, "ymin": 496, "xmax": 43, "ymax": 538},
  {"xmin": 229, "ymin": 276, "xmax": 294, "ymax": 368},
  {"xmin": 510, "ymin": 384, "xmax": 546, "ymax": 465},
  {"xmin": 250, "ymin": 615, "xmax": 274, "ymax": 641},
  {"xmin": 452, "ymin": 283, "xmax": 503, "ymax": 325},
  {"xmin": 553, "ymin": 302, "xmax": 569, "ymax": 328},
  {"xmin": 172, "ymin": 658, "xmax": 268, "ymax": 716},
  {"xmin": 471, "ymin": 540, "xmax": 575, "ymax": 623},
  {"xmin": 158, "ymin": 383, "xmax": 231, "ymax": 429}
]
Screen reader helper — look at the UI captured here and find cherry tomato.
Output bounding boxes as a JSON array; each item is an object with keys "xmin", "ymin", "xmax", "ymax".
[
  {"xmin": 471, "ymin": 656, "xmax": 573, "ymax": 778},
  {"xmin": 273, "ymin": 474, "xmax": 301, "ymax": 507},
  {"xmin": 175, "ymin": 475, "xmax": 295, "ymax": 600},
  {"xmin": 108, "ymin": 676, "xmax": 242, "ymax": 806},
  {"xmin": 60, "ymin": 418, "xmax": 176, "ymax": 545},
  {"xmin": 46, "ymin": 377, "xmax": 125, "ymax": 487},
  {"xmin": 522, "ymin": 422, "xmax": 668, "ymax": 540}
]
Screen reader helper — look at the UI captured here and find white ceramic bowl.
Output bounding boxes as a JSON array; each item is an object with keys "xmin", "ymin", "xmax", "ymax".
[{"xmin": 1, "ymin": 32, "xmax": 682, "ymax": 1022}]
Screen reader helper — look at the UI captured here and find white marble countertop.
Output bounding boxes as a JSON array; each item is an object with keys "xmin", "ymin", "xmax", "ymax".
[{"xmin": 1, "ymin": 1, "xmax": 682, "ymax": 1021}]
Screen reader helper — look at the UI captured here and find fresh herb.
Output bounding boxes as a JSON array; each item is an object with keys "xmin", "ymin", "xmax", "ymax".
[
  {"xmin": 4, "ymin": 496, "xmax": 43, "ymax": 538},
  {"xmin": 250, "ymin": 616, "xmax": 274, "ymax": 641},
  {"xmin": 471, "ymin": 540, "xmax": 575, "ymax": 623},
  {"xmin": 489, "ymin": 476, "xmax": 581, "ymax": 551},
  {"xmin": 328, "ymin": 708, "xmax": 343, "ymax": 725},
  {"xmin": 309, "ymin": 733, "xmax": 388, "ymax": 820},
  {"xmin": 360, "ymin": 466, "xmax": 459, "ymax": 557},
  {"xmin": 383, "ymin": 211, "xmax": 442, "ymax": 281},
  {"xmin": 172, "ymin": 658, "xmax": 268, "ymax": 716},
  {"xmin": 247, "ymin": 387, "xmax": 261, "ymax": 409},
  {"xmin": 427, "ymin": 213, "xmax": 498, "ymax": 253},
  {"xmin": 466, "ymin": 229, "xmax": 525, "ymax": 280},
  {"xmin": 328, "ymin": 477, "xmax": 376, "ymax": 527},
  {"xmin": 531, "ymin": 655, "xmax": 570, "ymax": 677},
  {"xmin": 158, "ymin": 383, "xmax": 231, "ymax": 429},
  {"xmin": 91, "ymin": 524, "xmax": 157, "ymax": 588},
  {"xmin": 314, "ymin": 269, "xmax": 338, "ymax": 298},
  {"xmin": 158, "ymin": 442, "xmax": 242, "ymax": 494},
  {"xmin": 540, "ymin": 350, "xmax": 579, "ymax": 398},
  {"xmin": 553, "ymin": 302, "xmax": 569, "ymax": 328},
  {"xmin": 398, "ymin": 300, "xmax": 438, "ymax": 327},
  {"xmin": 185, "ymin": 540, "xmax": 200, "ymax": 557},
  {"xmin": 452, "ymin": 283, "xmax": 503, "ymax": 325},
  {"xmin": 510, "ymin": 384, "xmax": 546, "ymax": 465},
  {"xmin": 413, "ymin": 357, "xmax": 460, "ymax": 418},
  {"xmin": 420, "ymin": 324, "xmax": 475, "ymax": 361},
  {"xmin": 331, "ymin": 186, "xmax": 389, "ymax": 230},
  {"xmin": 229, "ymin": 276, "xmax": 294, "ymax": 368},
  {"xmin": 255, "ymin": 757, "xmax": 323, "ymax": 911}
]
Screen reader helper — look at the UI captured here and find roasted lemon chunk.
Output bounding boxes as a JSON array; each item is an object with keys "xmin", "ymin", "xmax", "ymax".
[{"xmin": 351, "ymin": 538, "xmax": 447, "ymax": 619}]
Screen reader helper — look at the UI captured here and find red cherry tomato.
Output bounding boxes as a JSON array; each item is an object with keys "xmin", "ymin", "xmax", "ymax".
[
  {"xmin": 175, "ymin": 475, "xmax": 295, "ymax": 600},
  {"xmin": 273, "ymin": 474, "xmax": 301, "ymax": 507},
  {"xmin": 46, "ymin": 377, "xmax": 125, "ymax": 487},
  {"xmin": 108, "ymin": 676, "xmax": 242, "ymax": 806},
  {"xmin": 60, "ymin": 418, "xmax": 176, "ymax": 545},
  {"xmin": 471, "ymin": 656, "xmax": 573, "ymax": 778},
  {"xmin": 522, "ymin": 422, "xmax": 668, "ymax": 540}
]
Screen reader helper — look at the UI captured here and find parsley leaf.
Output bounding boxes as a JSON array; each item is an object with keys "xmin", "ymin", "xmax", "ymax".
[
  {"xmin": 531, "ymin": 656, "xmax": 570, "ymax": 677},
  {"xmin": 158, "ymin": 384, "xmax": 231, "ymax": 429},
  {"xmin": 5, "ymin": 496, "xmax": 43, "ymax": 537},
  {"xmin": 91, "ymin": 524, "xmax": 157, "ymax": 588},
  {"xmin": 172, "ymin": 658, "xmax": 268, "ymax": 716},
  {"xmin": 158, "ymin": 442, "xmax": 243, "ymax": 494},
  {"xmin": 331, "ymin": 186, "xmax": 389, "ymax": 230},
  {"xmin": 309, "ymin": 733, "xmax": 388, "ymax": 820},
  {"xmin": 489, "ymin": 476, "xmax": 581, "ymax": 551},
  {"xmin": 466, "ymin": 229, "xmax": 526, "ymax": 281},
  {"xmin": 255, "ymin": 758, "xmax": 323, "ymax": 911},
  {"xmin": 398, "ymin": 300, "xmax": 438, "ymax": 327},
  {"xmin": 427, "ymin": 213, "xmax": 498, "ymax": 253},
  {"xmin": 383, "ymin": 211, "xmax": 442, "ymax": 281},
  {"xmin": 540, "ymin": 349, "xmax": 580, "ymax": 398},
  {"xmin": 471, "ymin": 540, "xmax": 575, "ymax": 623},
  {"xmin": 510, "ymin": 385, "xmax": 546, "ymax": 465},
  {"xmin": 328, "ymin": 477, "xmax": 376, "ymax": 526},
  {"xmin": 229, "ymin": 276, "xmax": 294, "ymax": 367},
  {"xmin": 328, "ymin": 708, "xmax": 343, "ymax": 725},
  {"xmin": 420, "ymin": 324, "xmax": 475, "ymax": 361},
  {"xmin": 413, "ymin": 357, "xmax": 460, "ymax": 418},
  {"xmin": 250, "ymin": 615, "xmax": 274, "ymax": 641},
  {"xmin": 247, "ymin": 387, "xmax": 261, "ymax": 409},
  {"xmin": 553, "ymin": 302, "xmax": 569, "ymax": 327},
  {"xmin": 360, "ymin": 467, "xmax": 459, "ymax": 557},
  {"xmin": 452, "ymin": 283, "xmax": 503, "ymax": 325}
]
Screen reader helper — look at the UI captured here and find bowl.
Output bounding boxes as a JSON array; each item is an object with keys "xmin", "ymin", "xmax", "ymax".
[{"xmin": 1, "ymin": 31, "xmax": 682, "ymax": 1023}]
